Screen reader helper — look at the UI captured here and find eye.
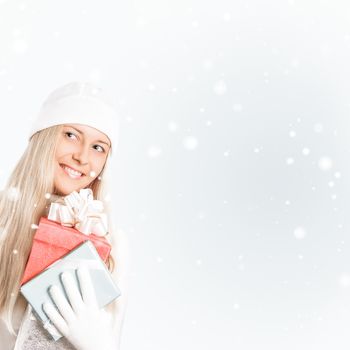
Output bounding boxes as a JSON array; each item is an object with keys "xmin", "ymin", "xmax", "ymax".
[
  {"xmin": 65, "ymin": 131, "xmax": 78, "ymax": 140},
  {"xmin": 93, "ymin": 144, "xmax": 105, "ymax": 153}
]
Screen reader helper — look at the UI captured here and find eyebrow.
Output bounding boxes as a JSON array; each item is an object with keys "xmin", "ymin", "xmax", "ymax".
[{"xmin": 64, "ymin": 125, "xmax": 111, "ymax": 147}]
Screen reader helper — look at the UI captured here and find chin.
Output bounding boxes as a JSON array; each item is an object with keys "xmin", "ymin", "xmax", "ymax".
[
  {"xmin": 54, "ymin": 188, "xmax": 70, "ymax": 196},
  {"xmin": 54, "ymin": 184, "xmax": 80, "ymax": 196}
]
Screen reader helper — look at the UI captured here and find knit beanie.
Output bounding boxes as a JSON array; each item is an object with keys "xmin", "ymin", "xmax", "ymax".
[{"xmin": 28, "ymin": 81, "xmax": 119, "ymax": 156}]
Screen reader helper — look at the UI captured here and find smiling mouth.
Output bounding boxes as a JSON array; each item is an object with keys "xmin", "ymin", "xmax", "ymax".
[{"xmin": 59, "ymin": 164, "xmax": 85, "ymax": 179}]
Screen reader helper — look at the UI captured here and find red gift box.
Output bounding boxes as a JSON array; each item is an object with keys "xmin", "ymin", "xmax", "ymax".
[{"xmin": 21, "ymin": 217, "xmax": 111, "ymax": 285}]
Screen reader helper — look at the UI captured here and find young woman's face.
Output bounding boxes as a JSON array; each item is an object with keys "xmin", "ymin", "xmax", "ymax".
[{"xmin": 53, "ymin": 124, "xmax": 111, "ymax": 196}]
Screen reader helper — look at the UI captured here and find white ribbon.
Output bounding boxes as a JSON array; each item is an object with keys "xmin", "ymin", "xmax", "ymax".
[{"xmin": 47, "ymin": 189, "xmax": 108, "ymax": 236}]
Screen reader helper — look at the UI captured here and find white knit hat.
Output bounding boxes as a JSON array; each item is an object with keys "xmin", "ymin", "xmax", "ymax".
[{"xmin": 29, "ymin": 81, "xmax": 119, "ymax": 155}]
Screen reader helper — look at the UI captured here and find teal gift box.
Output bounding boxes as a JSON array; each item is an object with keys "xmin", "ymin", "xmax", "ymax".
[{"xmin": 20, "ymin": 240, "xmax": 121, "ymax": 341}]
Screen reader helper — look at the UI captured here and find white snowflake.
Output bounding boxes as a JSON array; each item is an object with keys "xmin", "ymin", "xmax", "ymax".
[
  {"xmin": 183, "ymin": 136, "xmax": 198, "ymax": 150},
  {"xmin": 339, "ymin": 273, "xmax": 350, "ymax": 287},
  {"xmin": 18, "ymin": 2, "xmax": 27, "ymax": 10},
  {"xmin": 7, "ymin": 187, "xmax": 20, "ymax": 201},
  {"xmin": 318, "ymin": 156, "xmax": 333, "ymax": 171},
  {"xmin": 197, "ymin": 212, "xmax": 205, "ymax": 220},
  {"xmin": 88, "ymin": 69, "xmax": 101, "ymax": 82},
  {"xmin": 147, "ymin": 146, "xmax": 162, "ymax": 158},
  {"xmin": 233, "ymin": 103, "xmax": 243, "ymax": 112},
  {"xmin": 148, "ymin": 83, "xmax": 156, "ymax": 91},
  {"xmin": 291, "ymin": 58, "xmax": 299, "ymax": 68},
  {"xmin": 89, "ymin": 170, "xmax": 96, "ymax": 178},
  {"xmin": 286, "ymin": 157, "xmax": 295, "ymax": 165},
  {"xmin": 213, "ymin": 79, "xmax": 227, "ymax": 95},
  {"xmin": 168, "ymin": 121, "xmax": 178, "ymax": 132},
  {"xmin": 294, "ymin": 226, "xmax": 306, "ymax": 239},
  {"xmin": 223, "ymin": 13, "xmax": 231, "ymax": 21},
  {"xmin": 202, "ymin": 60, "xmax": 213, "ymax": 70},
  {"xmin": 192, "ymin": 20, "xmax": 199, "ymax": 28},
  {"xmin": 139, "ymin": 213, "xmax": 147, "ymax": 221},
  {"xmin": 313, "ymin": 123, "xmax": 324, "ymax": 133},
  {"xmin": 302, "ymin": 148, "xmax": 310, "ymax": 156}
]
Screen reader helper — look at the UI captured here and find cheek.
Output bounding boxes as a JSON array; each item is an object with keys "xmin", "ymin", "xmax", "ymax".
[
  {"xmin": 90, "ymin": 157, "xmax": 107, "ymax": 175},
  {"xmin": 54, "ymin": 146, "xmax": 62, "ymax": 160},
  {"xmin": 55, "ymin": 140, "xmax": 76, "ymax": 158},
  {"xmin": 91, "ymin": 159, "xmax": 105, "ymax": 174}
]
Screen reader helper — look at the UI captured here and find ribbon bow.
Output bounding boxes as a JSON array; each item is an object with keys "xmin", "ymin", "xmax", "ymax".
[{"xmin": 47, "ymin": 189, "xmax": 108, "ymax": 236}]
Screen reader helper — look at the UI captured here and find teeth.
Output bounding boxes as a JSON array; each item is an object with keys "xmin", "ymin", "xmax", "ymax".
[{"xmin": 63, "ymin": 166, "xmax": 82, "ymax": 177}]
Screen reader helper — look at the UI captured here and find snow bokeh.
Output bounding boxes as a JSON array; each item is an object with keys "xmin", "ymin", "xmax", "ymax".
[{"xmin": 0, "ymin": 0, "xmax": 350, "ymax": 349}]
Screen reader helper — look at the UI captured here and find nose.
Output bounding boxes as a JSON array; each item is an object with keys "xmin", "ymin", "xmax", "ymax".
[{"xmin": 72, "ymin": 145, "xmax": 89, "ymax": 165}]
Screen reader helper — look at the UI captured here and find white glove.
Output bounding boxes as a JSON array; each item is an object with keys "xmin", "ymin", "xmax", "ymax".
[{"xmin": 43, "ymin": 267, "xmax": 117, "ymax": 350}]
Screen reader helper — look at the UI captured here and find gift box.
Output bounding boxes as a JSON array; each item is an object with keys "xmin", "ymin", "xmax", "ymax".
[
  {"xmin": 20, "ymin": 240, "xmax": 121, "ymax": 341},
  {"xmin": 21, "ymin": 217, "xmax": 111, "ymax": 285},
  {"xmin": 21, "ymin": 189, "xmax": 111, "ymax": 285}
]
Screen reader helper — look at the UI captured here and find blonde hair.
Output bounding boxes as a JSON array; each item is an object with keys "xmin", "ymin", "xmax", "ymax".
[{"xmin": 0, "ymin": 124, "xmax": 117, "ymax": 334}]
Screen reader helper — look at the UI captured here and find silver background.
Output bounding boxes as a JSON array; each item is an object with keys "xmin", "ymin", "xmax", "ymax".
[{"xmin": 1, "ymin": 0, "xmax": 350, "ymax": 349}]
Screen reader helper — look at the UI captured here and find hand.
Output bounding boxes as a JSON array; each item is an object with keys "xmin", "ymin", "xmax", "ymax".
[{"xmin": 43, "ymin": 267, "xmax": 117, "ymax": 350}]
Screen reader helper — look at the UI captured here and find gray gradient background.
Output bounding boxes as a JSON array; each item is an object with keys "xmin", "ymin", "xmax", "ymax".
[{"xmin": 0, "ymin": 0, "xmax": 350, "ymax": 349}]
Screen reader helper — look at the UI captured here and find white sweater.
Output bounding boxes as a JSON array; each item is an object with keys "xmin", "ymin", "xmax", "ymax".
[{"xmin": 7, "ymin": 296, "xmax": 75, "ymax": 349}]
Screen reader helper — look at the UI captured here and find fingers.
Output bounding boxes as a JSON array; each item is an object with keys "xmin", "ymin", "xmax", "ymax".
[
  {"xmin": 48, "ymin": 285, "xmax": 75, "ymax": 324},
  {"xmin": 43, "ymin": 301, "xmax": 69, "ymax": 337},
  {"xmin": 61, "ymin": 271, "xmax": 85, "ymax": 314},
  {"xmin": 77, "ymin": 267, "xmax": 98, "ymax": 307}
]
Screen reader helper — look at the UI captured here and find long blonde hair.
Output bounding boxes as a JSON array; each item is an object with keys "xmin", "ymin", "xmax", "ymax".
[{"xmin": 0, "ymin": 124, "xmax": 116, "ymax": 334}]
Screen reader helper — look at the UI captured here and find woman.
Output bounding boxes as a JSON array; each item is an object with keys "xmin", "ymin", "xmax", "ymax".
[{"xmin": 0, "ymin": 82, "xmax": 129, "ymax": 349}]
